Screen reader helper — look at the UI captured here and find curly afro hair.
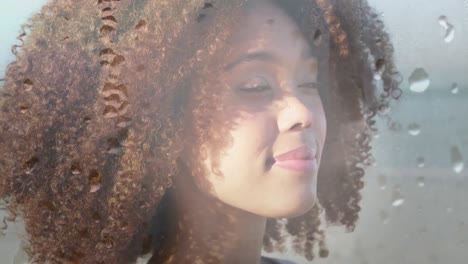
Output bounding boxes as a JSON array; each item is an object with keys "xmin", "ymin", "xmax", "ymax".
[{"xmin": 0, "ymin": 0, "xmax": 401, "ymax": 263}]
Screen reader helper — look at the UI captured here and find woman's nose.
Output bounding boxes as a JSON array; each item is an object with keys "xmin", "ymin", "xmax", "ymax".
[{"xmin": 277, "ymin": 95, "xmax": 314, "ymax": 132}]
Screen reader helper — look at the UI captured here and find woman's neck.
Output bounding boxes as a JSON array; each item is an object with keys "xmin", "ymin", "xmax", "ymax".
[{"xmin": 150, "ymin": 170, "xmax": 267, "ymax": 264}]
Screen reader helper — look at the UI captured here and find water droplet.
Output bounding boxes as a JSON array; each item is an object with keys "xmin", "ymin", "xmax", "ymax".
[
  {"xmin": 24, "ymin": 156, "xmax": 39, "ymax": 174},
  {"xmin": 156, "ymin": 186, "xmax": 165, "ymax": 196},
  {"xmin": 23, "ymin": 79, "xmax": 33, "ymax": 91},
  {"xmin": 409, "ymin": 68, "xmax": 430, "ymax": 93},
  {"xmin": 313, "ymin": 29, "xmax": 322, "ymax": 46},
  {"xmin": 165, "ymin": 178, "xmax": 173, "ymax": 188},
  {"xmin": 450, "ymin": 146, "xmax": 464, "ymax": 173},
  {"xmin": 379, "ymin": 210, "xmax": 390, "ymax": 224},
  {"xmin": 417, "ymin": 176, "xmax": 425, "ymax": 187},
  {"xmin": 100, "ymin": 25, "xmax": 115, "ymax": 35},
  {"xmin": 451, "ymin": 83, "xmax": 459, "ymax": 94},
  {"xmin": 88, "ymin": 169, "xmax": 102, "ymax": 193},
  {"xmin": 373, "ymin": 131, "xmax": 380, "ymax": 139},
  {"xmin": 391, "ymin": 188, "xmax": 405, "ymax": 207},
  {"xmin": 107, "ymin": 137, "xmax": 122, "ymax": 154},
  {"xmin": 376, "ymin": 38, "xmax": 383, "ymax": 46},
  {"xmin": 374, "ymin": 59, "xmax": 385, "ymax": 80},
  {"xmin": 446, "ymin": 207, "xmax": 453, "ymax": 213},
  {"xmin": 135, "ymin": 20, "xmax": 147, "ymax": 31},
  {"xmin": 71, "ymin": 162, "xmax": 82, "ymax": 175},
  {"xmin": 417, "ymin": 157, "xmax": 425, "ymax": 168},
  {"xmin": 103, "ymin": 237, "xmax": 115, "ymax": 249},
  {"xmin": 378, "ymin": 104, "xmax": 390, "ymax": 115},
  {"xmin": 116, "ymin": 115, "xmax": 132, "ymax": 128},
  {"xmin": 408, "ymin": 123, "xmax": 421, "ymax": 136},
  {"xmin": 388, "ymin": 120, "xmax": 402, "ymax": 132},
  {"xmin": 392, "ymin": 198, "xmax": 405, "ymax": 207},
  {"xmin": 103, "ymin": 105, "xmax": 118, "ymax": 118},
  {"xmin": 19, "ymin": 106, "xmax": 29, "ymax": 114},
  {"xmin": 378, "ymin": 174, "xmax": 387, "ymax": 190},
  {"xmin": 92, "ymin": 212, "xmax": 101, "ymax": 223},
  {"xmin": 438, "ymin": 15, "xmax": 455, "ymax": 43},
  {"xmin": 90, "ymin": 184, "xmax": 101, "ymax": 193}
]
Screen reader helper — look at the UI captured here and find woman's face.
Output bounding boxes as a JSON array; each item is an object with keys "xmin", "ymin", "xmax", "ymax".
[{"xmin": 191, "ymin": 0, "xmax": 327, "ymax": 219}]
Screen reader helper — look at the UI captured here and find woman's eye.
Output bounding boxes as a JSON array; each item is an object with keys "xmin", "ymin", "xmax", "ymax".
[
  {"xmin": 238, "ymin": 76, "xmax": 271, "ymax": 93},
  {"xmin": 237, "ymin": 77, "xmax": 319, "ymax": 93}
]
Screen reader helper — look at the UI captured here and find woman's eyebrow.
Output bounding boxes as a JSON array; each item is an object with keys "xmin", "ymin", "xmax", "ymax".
[
  {"xmin": 223, "ymin": 50, "xmax": 317, "ymax": 72},
  {"xmin": 223, "ymin": 51, "xmax": 279, "ymax": 72}
]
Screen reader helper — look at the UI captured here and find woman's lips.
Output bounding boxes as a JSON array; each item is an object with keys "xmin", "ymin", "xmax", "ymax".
[
  {"xmin": 266, "ymin": 145, "xmax": 319, "ymax": 173},
  {"xmin": 274, "ymin": 145, "xmax": 316, "ymax": 162},
  {"xmin": 274, "ymin": 157, "xmax": 318, "ymax": 173}
]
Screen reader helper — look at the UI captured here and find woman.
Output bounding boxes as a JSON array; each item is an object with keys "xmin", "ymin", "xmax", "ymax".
[{"xmin": 0, "ymin": 0, "xmax": 401, "ymax": 263}]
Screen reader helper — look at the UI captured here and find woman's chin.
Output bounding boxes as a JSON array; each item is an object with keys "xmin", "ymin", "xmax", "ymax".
[{"xmin": 261, "ymin": 195, "xmax": 318, "ymax": 219}]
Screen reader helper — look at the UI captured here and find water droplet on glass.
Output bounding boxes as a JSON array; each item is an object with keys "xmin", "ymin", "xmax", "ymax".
[
  {"xmin": 104, "ymin": 237, "xmax": 115, "ymax": 249},
  {"xmin": 107, "ymin": 137, "xmax": 122, "ymax": 154},
  {"xmin": 378, "ymin": 104, "xmax": 390, "ymax": 115},
  {"xmin": 90, "ymin": 184, "xmax": 101, "ymax": 193},
  {"xmin": 103, "ymin": 106, "xmax": 119, "ymax": 118},
  {"xmin": 388, "ymin": 120, "xmax": 402, "ymax": 132},
  {"xmin": 450, "ymin": 146, "xmax": 464, "ymax": 173},
  {"xmin": 379, "ymin": 210, "xmax": 390, "ymax": 224},
  {"xmin": 417, "ymin": 157, "xmax": 425, "ymax": 168},
  {"xmin": 408, "ymin": 123, "xmax": 421, "ymax": 136},
  {"xmin": 23, "ymin": 79, "xmax": 33, "ymax": 91},
  {"xmin": 135, "ymin": 20, "xmax": 147, "ymax": 32},
  {"xmin": 438, "ymin": 15, "xmax": 455, "ymax": 43},
  {"xmin": 409, "ymin": 68, "xmax": 430, "ymax": 93},
  {"xmin": 376, "ymin": 38, "xmax": 383, "ymax": 46},
  {"xmin": 378, "ymin": 174, "xmax": 387, "ymax": 190},
  {"xmin": 417, "ymin": 176, "xmax": 425, "ymax": 187},
  {"xmin": 451, "ymin": 83, "xmax": 459, "ymax": 94},
  {"xmin": 156, "ymin": 186, "xmax": 165, "ymax": 197},
  {"xmin": 88, "ymin": 169, "xmax": 102, "ymax": 193},
  {"xmin": 374, "ymin": 59, "xmax": 385, "ymax": 80},
  {"xmin": 392, "ymin": 198, "xmax": 405, "ymax": 207},
  {"xmin": 92, "ymin": 212, "xmax": 101, "ymax": 223},
  {"xmin": 391, "ymin": 188, "xmax": 405, "ymax": 207},
  {"xmin": 19, "ymin": 106, "xmax": 29, "ymax": 114},
  {"xmin": 24, "ymin": 156, "xmax": 39, "ymax": 174},
  {"xmin": 116, "ymin": 116, "xmax": 132, "ymax": 128},
  {"xmin": 313, "ymin": 29, "xmax": 322, "ymax": 46},
  {"xmin": 71, "ymin": 163, "xmax": 82, "ymax": 175}
]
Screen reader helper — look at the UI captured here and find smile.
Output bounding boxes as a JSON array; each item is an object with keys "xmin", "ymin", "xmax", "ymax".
[{"xmin": 273, "ymin": 158, "xmax": 318, "ymax": 173}]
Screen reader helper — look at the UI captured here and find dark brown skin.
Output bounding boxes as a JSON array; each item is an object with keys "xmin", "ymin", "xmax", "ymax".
[{"xmin": 0, "ymin": 0, "xmax": 401, "ymax": 263}]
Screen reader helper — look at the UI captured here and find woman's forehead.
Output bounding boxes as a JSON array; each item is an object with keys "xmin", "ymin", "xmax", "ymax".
[{"xmin": 224, "ymin": 1, "xmax": 314, "ymax": 64}]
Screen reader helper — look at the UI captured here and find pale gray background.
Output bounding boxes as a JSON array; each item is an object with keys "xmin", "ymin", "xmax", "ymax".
[{"xmin": 1, "ymin": 0, "xmax": 467, "ymax": 263}]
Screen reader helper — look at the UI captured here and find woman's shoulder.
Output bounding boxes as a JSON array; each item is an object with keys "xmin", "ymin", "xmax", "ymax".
[{"xmin": 260, "ymin": 256, "xmax": 296, "ymax": 264}]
